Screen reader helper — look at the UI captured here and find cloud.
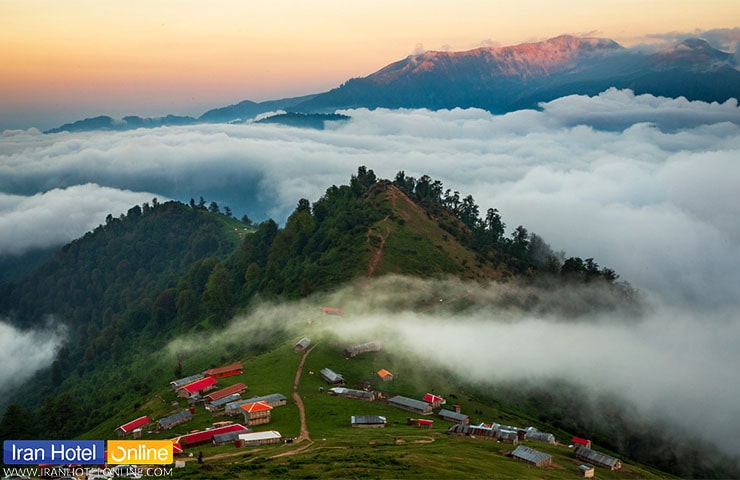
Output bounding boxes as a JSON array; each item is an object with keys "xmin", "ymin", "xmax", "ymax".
[
  {"xmin": 4, "ymin": 88, "xmax": 739, "ymax": 459},
  {"xmin": 642, "ymin": 27, "xmax": 740, "ymax": 52},
  {"xmin": 1, "ymin": 89, "xmax": 739, "ymax": 307},
  {"xmin": 0, "ymin": 184, "xmax": 158, "ymax": 255},
  {"xmin": 162, "ymin": 274, "xmax": 740, "ymax": 456},
  {"xmin": 0, "ymin": 317, "xmax": 66, "ymax": 394}
]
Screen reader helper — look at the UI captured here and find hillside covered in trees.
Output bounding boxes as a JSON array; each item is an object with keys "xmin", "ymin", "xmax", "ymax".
[{"xmin": 1, "ymin": 167, "xmax": 636, "ymax": 453}]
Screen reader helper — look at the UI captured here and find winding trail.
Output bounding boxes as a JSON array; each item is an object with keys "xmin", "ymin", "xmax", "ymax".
[
  {"xmin": 195, "ymin": 343, "xmax": 319, "ymax": 463},
  {"xmin": 292, "ymin": 343, "xmax": 317, "ymax": 443},
  {"xmin": 365, "ymin": 223, "xmax": 390, "ymax": 280}
]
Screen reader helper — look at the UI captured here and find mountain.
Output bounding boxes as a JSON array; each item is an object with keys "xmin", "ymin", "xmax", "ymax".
[
  {"xmin": 3, "ymin": 170, "xmax": 737, "ymax": 478},
  {"xmin": 254, "ymin": 112, "xmax": 351, "ymax": 129},
  {"xmin": 297, "ymin": 35, "xmax": 740, "ymax": 113},
  {"xmin": 44, "ymin": 114, "xmax": 198, "ymax": 134},
  {"xmin": 1, "ymin": 169, "xmax": 625, "ymax": 409},
  {"xmin": 44, "ymin": 35, "xmax": 740, "ymax": 133},
  {"xmin": 197, "ymin": 93, "xmax": 319, "ymax": 123}
]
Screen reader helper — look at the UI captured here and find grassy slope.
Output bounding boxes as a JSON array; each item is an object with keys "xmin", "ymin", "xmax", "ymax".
[
  {"xmin": 366, "ymin": 184, "xmax": 509, "ymax": 281},
  {"xmin": 86, "ymin": 333, "xmax": 673, "ymax": 479}
]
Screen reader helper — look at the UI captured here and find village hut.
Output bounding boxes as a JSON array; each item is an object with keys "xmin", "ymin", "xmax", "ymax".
[
  {"xmin": 437, "ymin": 409, "xmax": 470, "ymax": 424},
  {"xmin": 240, "ymin": 401, "xmax": 273, "ymax": 426},
  {"xmin": 574, "ymin": 446, "xmax": 622, "ymax": 471},
  {"xmin": 294, "ymin": 337, "xmax": 311, "ymax": 353},
  {"xmin": 319, "ymin": 368, "xmax": 345, "ymax": 386},
  {"xmin": 237, "ymin": 430, "xmax": 283, "ymax": 446},
  {"xmin": 116, "ymin": 416, "xmax": 150, "ymax": 437},
  {"xmin": 387, "ymin": 395, "xmax": 433, "ymax": 415},
  {"xmin": 376, "ymin": 369, "xmax": 394, "ymax": 382},
  {"xmin": 343, "ymin": 341, "xmax": 383, "ymax": 358},
  {"xmin": 350, "ymin": 415, "xmax": 387, "ymax": 428},
  {"xmin": 203, "ymin": 363, "xmax": 243, "ymax": 379},
  {"xmin": 511, "ymin": 445, "xmax": 552, "ymax": 467}
]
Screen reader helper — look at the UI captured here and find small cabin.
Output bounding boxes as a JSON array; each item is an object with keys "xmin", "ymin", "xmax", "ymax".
[
  {"xmin": 376, "ymin": 369, "xmax": 394, "ymax": 382},
  {"xmin": 319, "ymin": 368, "xmax": 345, "ymax": 385},
  {"xmin": 294, "ymin": 337, "xmax": 311, "ymax": 353}
]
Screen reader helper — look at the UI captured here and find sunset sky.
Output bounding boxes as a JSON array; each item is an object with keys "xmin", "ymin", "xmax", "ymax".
[{"xmin": 2, "ymin": 0, "xmax": 738, "ymax": 130}]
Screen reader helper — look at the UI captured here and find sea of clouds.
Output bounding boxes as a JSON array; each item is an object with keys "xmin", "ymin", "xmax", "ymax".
[
  {"xmin": 1, "ymin": 88, "xmax": 738, "ymax": 306},
  {"xmin": 2, "ymin": 89, "xmax": 739, "ymax": 447}
]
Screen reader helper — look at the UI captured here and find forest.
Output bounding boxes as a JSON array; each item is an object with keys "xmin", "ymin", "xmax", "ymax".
[{"xmin": 1, "ymin": 167, "xmax": 630, "ymax": 442}]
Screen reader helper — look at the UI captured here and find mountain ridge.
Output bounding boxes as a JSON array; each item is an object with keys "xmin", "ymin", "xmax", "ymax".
[
  {"xmin": 43, "ymin": 35, "xmax": 740, "ymax": 133},
  {"xmin": 4, "ymin": 170, "xmax": 737, "ymax": 478}
]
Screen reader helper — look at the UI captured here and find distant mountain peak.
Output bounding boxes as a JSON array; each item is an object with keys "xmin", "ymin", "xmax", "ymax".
[
  {"xmin": 45, "ymin": 34, "xmax": 740, "ymax": 133},
  {"xmin": 651, "ymin": 37, "xmax": 732, "ymax": 71},
  {"xmin": 371, "ymin": 35, "xmax": 623, "ymax": 84}
]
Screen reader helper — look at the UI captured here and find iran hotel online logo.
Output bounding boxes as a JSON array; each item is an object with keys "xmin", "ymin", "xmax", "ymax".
[{"xmin": 3, "ymin": 439, "xmax": 174, "ymax": 465}]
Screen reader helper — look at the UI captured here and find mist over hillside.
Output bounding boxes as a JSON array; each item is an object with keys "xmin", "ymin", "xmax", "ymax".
[
  {"xmin": 2, "ymin": 90, "xmax": 738, "ymax": 306},
  {"xmin": 1, "ymin": 86, "xmax": 739, "ymax": 476},
  {"xmin": 161, "ymin": 274, "xmax": 740, "ymax": 473}
]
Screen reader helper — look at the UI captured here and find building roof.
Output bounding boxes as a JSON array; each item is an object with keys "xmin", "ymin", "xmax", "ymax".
[
  {"xmin": 173, "ymin": 424, "xmax": 249, "ymax": 446},
  {"xmin": 438, "ymin": 409, "xmax": 469, "ymax": 422},
  {"xmin": 447, "ymin": 423, "xmax": 496, "ymax": 437},
  {"xmin": 319, "ymin": 368, "xmax": 344, "ymax": 383},
  {"xmin": 204, "ymin": 363, "xmax": 243, "ymax": 377},
  {"xmin": 512, "ymin": 445, "xmax": 552, "ymax": 465},
  {"xmin": 179, "ymin": 376, "xmax": 217, "ymax": 394},
  {"xmin": 158, "ymin": 410, "xmax": 192, "ymax": 429},
  {"xmin": 377, "ymin": 369, "xmax": 393, "ymax": 377},
  {"xmin": 321, "ymin": 307, "xmax": 345, "ymax": 315},
  {"xmin": 351, "ymin": 415, "xmax": 386, "ymax": 425},
  {"xmin": 343, "ymin": 341, "xmax": 383, "ymax": 356},
  {"xmin": 572, "ymin": 436, "xmax": 591, "ymax": 446},
  {"xmin": 330, "ymin": 387, "xmax": 374, "ymax": 399},
  {"xmin": 170, "ymin": 373, "xmax": 205, "ymax": 389},
  {"xmin": 209, "ymin": 393, "xmax": 242, "ymax": 408},
  {"xmin": 206, "ymin": 383, "xmax": 247, "ymax": 401},
  {"xmin": 423, "ymin": 393, "xmax": 445, "ymax": 404},
  {"xmin": 225, "ymin": 394, "xmax": 287, "ymax": 413},
  {"xmin": 497, "ymin": 429, "xmax": 519, "ymax": 442},
  {"xmin": 238, "ymin": 430, "xmax": 282, "ymax": 442},
  {"xmin": 245, "ymin": 393, "xmax": 287, "ymax": 403},
  {"xmin": 294, "ymin": 337, "xmax": 311, "ymax": 348},
  {"xmin": 575, "ymin": 446, "xmax": 621, "ymax": 468},
  {"xmin": 118, "ymin": 416, "xmax": 150, "ymax": 433},
  {"xmin": 212, "ymin": 431, "xmax": 245, "ymax": 444},
  {"xmin": 525, "ymin": 427, "xmax": 556, "ymax": 443},
  {"xmin": 240, "ymin": 401, "xmax": 273, "ymax": 414},
  {"xmin": 388, "ymin": 395, "xmax": 432, "ymax": 412},
  {"xmin": 416, "ymin": 419, "xmax": 434, "ymax": 426}
]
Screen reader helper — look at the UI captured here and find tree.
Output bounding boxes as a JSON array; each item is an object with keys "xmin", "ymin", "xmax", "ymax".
[
  {"xmin": 0, "ymin": 404, "xmax": 35, "ymax": 440},
  {"xmin": 296, "ymin": 198, "xmax": 311, "ymax": 214},
  {"xmin": 510, "ymin": 225, "xmax": 530, "ymax": 258},
  {"xmin": 459, "ymin": 194, "xmax": 480, "ymax": 227},
  {"xmin": 528, "ymin": 233, "xmax": 556, "ymax": 266},
  {"xmin": 208, "ymin": 201, "xmax": 220, "ymax": 214},
  {"xmin": 485, "ymin": 208, "xmax": 505, "ymax": 244},
  {"xmin": 203, "ymin": 262, "xmax": 231, "ymax": 326}
]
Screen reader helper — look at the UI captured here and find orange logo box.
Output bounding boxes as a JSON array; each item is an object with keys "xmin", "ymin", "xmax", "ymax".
[{"xmin": 107, "ymin": 440, "xmax": 173, "ymax": 465}]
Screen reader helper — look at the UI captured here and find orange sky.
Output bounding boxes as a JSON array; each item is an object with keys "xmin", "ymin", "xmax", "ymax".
[{"xmin": 1, "ymin": 0, "xmax": 738, "ymax": 129}]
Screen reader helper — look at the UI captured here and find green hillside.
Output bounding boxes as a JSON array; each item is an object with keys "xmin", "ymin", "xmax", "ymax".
[
  {"xmin": 4, "ymin": 168, "xmax": 732, "ymax": 478},
  {"xmin": 76, "ymin": 334, "xmax": 674, "ymax": 479}
]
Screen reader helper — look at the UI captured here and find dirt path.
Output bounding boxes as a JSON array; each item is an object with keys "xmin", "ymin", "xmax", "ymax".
[
  {"xmin": 365, "ymin": 222, "xmax": 390, "ymax": 279},
  {"xmin": 193, "ymin": 344, "xmax": 318, "ymax": 463},
  {"xmin": 292, "ymin": 343, "xmax": 317, "ymax": 443}
]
